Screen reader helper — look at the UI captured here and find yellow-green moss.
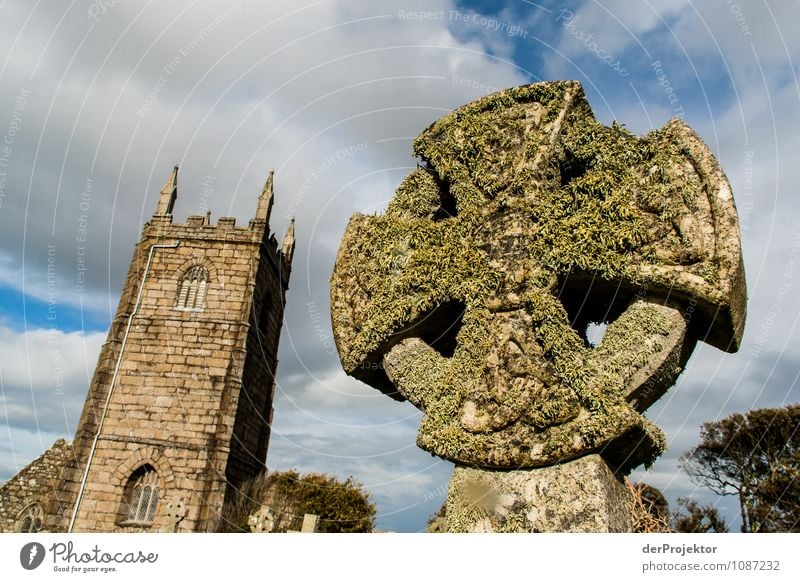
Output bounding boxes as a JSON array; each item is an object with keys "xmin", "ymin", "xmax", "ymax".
[{"xmin": 332, "ymin": 81, "xmax": 725, "ymax": 473}]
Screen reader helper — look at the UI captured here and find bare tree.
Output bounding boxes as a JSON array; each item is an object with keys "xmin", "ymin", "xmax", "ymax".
[{"xmin": 681, "ymin": 404, "xmax": 800, "ymax": 532}]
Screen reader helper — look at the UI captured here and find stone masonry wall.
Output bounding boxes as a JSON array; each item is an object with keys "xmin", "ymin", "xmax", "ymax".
[
  {"xmin": 0, "ymin": 439, "xmax": 73, "ymax": 532},
  {"xmin": 228, "ymin": 239, "xmax": 290, "ymax": 487}
]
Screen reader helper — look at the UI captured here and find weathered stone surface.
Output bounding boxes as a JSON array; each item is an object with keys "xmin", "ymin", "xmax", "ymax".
[
  {"xmin": 446, "ymin": 455, "xmax": 633, "ymax": 532},
  {"xmin": 163, "ymin": 497, "xmax": 187, "ymax": 532},
  {"xmin": 331, "ymin": 80, "xmax": 747, "ymax": 474},
  {"xmin": 0, "ymin": 439, "xmax": 72, "ymax": 532},
  {"xmin": 248, "ymin": 505, "xmax": 275, "ymax": 533},
  {"xmin": 301, "ymin": 513, "xmax": 319, "ymax": 533}
]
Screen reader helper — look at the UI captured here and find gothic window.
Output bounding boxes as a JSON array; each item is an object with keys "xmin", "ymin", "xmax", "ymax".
[
  {"xmin": 17, "ymin": 503, "xmax": 44, "ymax": 533},
  {"xmin": 175, "ymin": 265, "xmax": 208, "ymax": 310},
  {"xmin": 122, "ymin": 466, "xmax": 160, "ymax": 525}
]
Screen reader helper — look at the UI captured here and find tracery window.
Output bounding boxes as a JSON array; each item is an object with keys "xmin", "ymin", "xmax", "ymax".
[
  {"xmin": 175, "ymin": 266, "xmax": 208, "ymax": 310},
  {"xmin": 17, "ymin": 504, "xmax": 44, "ymax": 533},
  {"xmin": 122, "ymin": 466, "xmax": 160, "ymax": 525}
]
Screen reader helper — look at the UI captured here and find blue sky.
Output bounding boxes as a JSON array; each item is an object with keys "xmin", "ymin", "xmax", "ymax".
[
  {"xmin": 0, "ymin": 0, "xmax": 798, "ymax": 533},
  {"xmin": 0, "ymin": 285, "xmax": 108, "ymax": 333}
]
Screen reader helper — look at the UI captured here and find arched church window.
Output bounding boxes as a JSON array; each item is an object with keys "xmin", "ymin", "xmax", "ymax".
[
  {"xmin": 17, "ymin": 503, "xmax": 44, "ymax": 533},
  {"xmin": 175, "ymin": 265, "xmax": 208, "ymax": 310},
  {"xmin": 122, "ymin": 466, "xmax": 160, "ymax": 525}
]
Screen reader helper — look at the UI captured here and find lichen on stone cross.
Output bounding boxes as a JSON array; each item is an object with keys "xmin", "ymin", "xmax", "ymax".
[
  {"xmin": 163, "ymin": 498, "xmax": 187, "ymax": 533},
  {"xmin": 248, "ymin": 505, "xmax": 275, "ymax": 533},
  {"xmin": 330, "ymin": 80, "xmax": 746, "ymax": 474}
]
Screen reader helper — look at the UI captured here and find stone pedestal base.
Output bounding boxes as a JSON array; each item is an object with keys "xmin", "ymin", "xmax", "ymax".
[{"xmin": 445, "ymin": 455, "xmax": 633, "ymax": 532}]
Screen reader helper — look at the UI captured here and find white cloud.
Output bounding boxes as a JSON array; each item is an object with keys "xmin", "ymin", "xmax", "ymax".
[
  {"xmin": 0, "ymin": 324, "xmax": 104, "ymax": 476},
  {"xmin": 0, "ymin": 0, "xmax": 528, "ymax": 313},
  {"xmin": 669, "ymin": 1, "xmax": 800, "ymax": 78},
  {"xmin": 542, "ymin": 0, "xmax": 688, "ymax": 79}
]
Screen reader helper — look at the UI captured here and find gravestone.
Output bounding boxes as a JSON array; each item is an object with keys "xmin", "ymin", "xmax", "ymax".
[
  {"xmin": 301, "ymin": 513, "xmax": 319, "ymax": 533},
  {"xmin": 330, "ymin": 81, "xmax": 746, "ymax": 532},
  {"xmin": 248, "ymin": 505, "xmax": 275, "ymax": 533}
]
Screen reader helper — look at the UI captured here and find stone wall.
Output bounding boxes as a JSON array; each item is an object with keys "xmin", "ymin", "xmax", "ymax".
[
  {"xmin": 228, "ymin": 238, "xmax": 290, "ymax": 487},
  {"xmin": 0, "ymin": 439, "xmax": 72, "ymax": 532}
]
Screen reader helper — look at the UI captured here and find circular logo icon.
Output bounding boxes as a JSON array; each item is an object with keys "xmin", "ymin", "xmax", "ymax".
[{"xmin": 20, "ymin": 542, "xmax": 46, "ymax": 570}]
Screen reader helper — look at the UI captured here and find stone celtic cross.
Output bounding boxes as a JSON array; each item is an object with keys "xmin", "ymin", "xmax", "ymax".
[
  {"xmin": 248, "ymin": 505, "xmax": 275, "ymax": 533},
  {"xmin": 330, "ymin": 81, "xmax": 746, "ymax": 531}
]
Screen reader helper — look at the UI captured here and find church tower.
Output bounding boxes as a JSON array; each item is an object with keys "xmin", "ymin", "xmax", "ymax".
[{"xmin": 48, "ymin": 168, "xmax": 293, "ymax": 532}]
